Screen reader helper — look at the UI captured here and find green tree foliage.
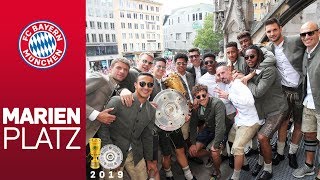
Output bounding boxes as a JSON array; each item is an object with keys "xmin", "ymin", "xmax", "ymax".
[{"xmin": 193, "ymin": 14, "xmax": 223, "ymax": 53}]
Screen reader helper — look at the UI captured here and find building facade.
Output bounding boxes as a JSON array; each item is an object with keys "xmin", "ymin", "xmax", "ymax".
[
  {"xmin": 86, "ymin": 0, "xmax": 118, "ymax": 72},
  {"xmin": 113, "ymin": 0, "xmax": 163, "ymax": 60},
  {"xmin": 163, "ymin": 3, "xmax": 214, "ymax": 55}
]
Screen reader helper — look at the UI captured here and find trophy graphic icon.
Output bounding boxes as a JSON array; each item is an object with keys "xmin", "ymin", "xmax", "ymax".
[{"xmin": 89, "ymin": 138, "xmax": 101, "ymax": 169}]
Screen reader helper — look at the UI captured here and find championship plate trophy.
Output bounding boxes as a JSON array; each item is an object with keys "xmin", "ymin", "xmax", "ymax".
[
  {"xmin": 153, "ymin": 73, "xmax": 189, "ymax": 131},
  {"xmin": 99, "ymin": 144, "xmax": 123, "ymax": 170},
  {"xmin": 89, "ymin": 138, "xmax": 101, "ymax": 169}
]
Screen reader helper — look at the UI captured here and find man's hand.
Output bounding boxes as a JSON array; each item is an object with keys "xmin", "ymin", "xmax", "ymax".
[
  {"xmin": 210, "ymin": 145, "xmax": 221, "ymax": 152},
  {"xmin": 150, "ymin": 101, "xmax": 158, "ymax": 109},
  {"xmin": 214, "ymin": 87, "xmax": 229, "ymax": 99},
  {"xmin": 232, "ymin": 72, "xmax": 244, "ymax": 79},
  {"xmin": 96, "ymin": 108, "xmax": 116, "ymax": 124},
  {"xmin": 189, "ymin": 144, "xmax": 198, "ymax": 157},
  {"xmin": 146, "ymin": 160, "xmax": 158, "ymax": 176},
  {"xmin": 192, "ymin": 98, "xmax": 199, "ymax": 109},
  {"xmin": 185, "ymin": 114, "xmax": 191, "ymax": 123},
  {"xmin": 120, "ymin": 88, "xmax": 134, "ymax": 107}
]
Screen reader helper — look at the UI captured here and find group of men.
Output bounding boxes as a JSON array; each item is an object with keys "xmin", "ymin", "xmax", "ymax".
[{"xmin": 85, "ymin": 18, "xmax": 320, "ymax": 180}]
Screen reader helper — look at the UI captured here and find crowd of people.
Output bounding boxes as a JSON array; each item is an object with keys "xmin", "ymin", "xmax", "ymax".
[{"xmin": 86, "ymin": 18, "xmax": 320, "ymax": 180}]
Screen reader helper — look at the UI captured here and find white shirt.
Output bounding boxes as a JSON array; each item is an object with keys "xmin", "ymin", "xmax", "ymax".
[
  {"xmin": 157, "ymin": 78, "xmax": 164, "ymax": 90},
  {"xmin": 227, "ymin": 79, "xmax": 264, "ymax": 126},
  {"xmin": 302, "ymin": 42, "xmax": 319, "ymax": 109},
  {"xmin": 179, "ymin": 73, "xmax": 193, "ymax": 103},
  {"xmin": 194, "ymin": 66, "xmax": 202, "ymax": 84},
  {"xmin": 303, "ymin": 73, "xmax": 315, "ymax": 109},
  {"xmin": 274, "ymin": 41, "xmax": 300, "ymax": 88},
  {"xmin": 199, "ymin": 72, "xmax": 236, "ymax": 115}
]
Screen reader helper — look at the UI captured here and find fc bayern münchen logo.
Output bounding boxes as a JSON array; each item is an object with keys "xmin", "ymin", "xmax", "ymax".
[{"xmin": 18, "ymin": 20, "xmax": 67, "ymax": 69}]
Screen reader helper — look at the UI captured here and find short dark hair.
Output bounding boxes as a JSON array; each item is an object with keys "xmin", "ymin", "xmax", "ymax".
[
  {"xmin": 237, "ymin": 31, "xmax": 251, "ymax": 40},
  {"xmin": 136, "ymin": 72, "xmax": 154, "ymax": 82},
  {"xmin": 225, "ymin": 41, "xmax": 238, "ymax": 49},
  {"xmin": 244, "ymin": 45, "xmax": 264, "ymax": 74},
  {"xmin": 203, "ymin": 53, "xmax": 216, "ymax": 61},
  {"xmin": 174, "ymin": 53, "xmax": 188, "ymax": 63},
  {"xmin": 215, "ymin": 61, "xmax": 227, "ymax": 69},
  {"xmin": 265, "ymin": 17, "xmax": 281, "ymax": 28},
  {"xmin": 192, "ymin": 84, "xmax": 208, "ymax": 96},
  {"xmin": 154, "ymin": 57, "xmax": 166, "ymax": 64},
  {"xmin": 188, "ymin": 48, "xmax": 200, "ymax": 54}
]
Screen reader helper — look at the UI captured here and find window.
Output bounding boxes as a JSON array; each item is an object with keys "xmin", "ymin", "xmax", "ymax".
[
  {"xmin": 157, "ymin": 25, "xmax": 160, "ymax": 30},
  {"xmin": 176, "ymin": 33, "xmax": 181, "ymax": 40},
  {"xmin": 188, "ymin": 15, "xmax": 189, "ymax": 22},
  {"xmin": 151, "ymin": 6, "xmax": 154, "ymax": 11},
  {"xmin": 147, "ymin": 43, "xmax": 150, "ymax": 50},
  {"xmin": 122, "ymin": 33, "xmax": 126, "ymax": 39},
  {"xmin": 110, "ymin": 23, "xmax": 115, "ymax": 30},
  {"xmin": 142, "ymin": 43, "xmax": 145, "ymax": 50},
  {"xmin": 133, "ymin": 13, "xmax": 137, "ymax": 19},
  {"xmin": 199, "ymin": 13, "xmax": 202, "ymax": 20},
  {"xmin": 139, "ymin": 4, "xmax": 143, "ymax": 10},
  {"xmin": 134, "ymin": 23, "xmax": 138, "ymax": 29},
  {"xmin": 135, "ymin": 33, "xmax": 139, "ymax": 39},
  {"xmin": 136, "ymin": 43, "xmax": 140, "ymax": 51},
  {"xmin": 141, "ymin": 33, "xmax": 145, "ymax": 39},
  {"xmin": 186, "ymin": 32, "xmax": 192, "ymax": 40},
  {"xmin": 99, "ymin": 34, "xmax": 103, "ymax": 42},
  {"xmin": 127, "ymin": 13, "xmax": 131, "ymax": 18},
  {"xmin": 193, "ymin": 14, "xmax": 195, "ymax": 21},
  {"xmin": 120, "ymin": 12, "xmax": 124, "ymax": 18},
  {"xmin": 152, "ymin": 25, "xmax": 155, "ymax": 30},
  {"xmin": 121, "ymin": 23, "xmax": 125, "ymax": 29},
  {"xmin": 92, "ymin": 34, "xmax": 97, "ymax": 42},
  {"xmin": 111, "ymin": 34, "xmax": 116, "ymax": 42},
  {"xmin": 109, "ymin": 12, "xmax": 113, "ymax": 18},
  {"xmin": 140, "ymin": 24, "xmax": 144, "ymax": 29},
  {"xmin": 151, "ymin": 15, "xmax": 154, "ymax": 21},
  {"xmin": 105, "ymin": 34, "xmax": 110, "ymax": 42},
  {"xmin": 156, "ymin": 7, "xmax": 159, "ymax": 12},
  {"xmin": 156, "ymin": 16, "xmax": 159, "ymax": 21},
  {"xmin": 90, "ymin": 21, "xmax": 95, "ymax": 29},
  {"xmin": 129, "ymin": 43, "xmax": 134, "ymax": 51},
  {"xmin": 178, "ymin": 17, "xmax": 180, "ymax": 23},
  {"xmin": 104, "ymin": 22, "xmax": 109, "ymax": 29},
  {"xmin": 152, "ymin": 33, "xmax": 155, "ymax": 39},
  {"xmin": 123, "ymin": 43, "xmax": 127, "ymax": 52},
  {"xmin": 147, "ymin": 33, "xmax": 150, "ymax": 39},
  {"xmin": 97, "ymin": 22, "xmax": 102, "ymax": 29},
  {"xmin": 146, "ymin": 15, "xmax": 149, "ymax": 20},
  {"xmin": 158, "ymin": 43, "xmax": 161, "ymax": 50},
  {"xmin": 128, "ymin": 23, "xmax": 132, "ymax": 29},
  {"xmin": 86, "ymin": 34, "xmax": 89, "ymax": 42},
  {"xmin": 129, "ymin": 33, "xmax": 133, "ymax": 39},
  {"xmin": 140, "ymin": 14, "xmax": 143, "ymax": 19}
]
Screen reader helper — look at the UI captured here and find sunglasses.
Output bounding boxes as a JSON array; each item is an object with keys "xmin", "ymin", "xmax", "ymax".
[
  {"xmin": 156, "ymin": 65, "xmax": 166, "ymax": 70},
  {"xmin": 244, "ymin": 54, "xmax": 256, "ymax": 60},
  {"xmin": 196, "ymin": 94, "xmax": 206, "ymax": 99},
  {"xmin": 204, "ymin": 60, "xmax": 215, "ymax": 65},
  {"xmin": 142, "ymin": 59, "xmax": 153, "ymax": 65},
  {"xmin": 139, "ymin": 81, "xmax": 154, "ymax": 88},
  {"xmin": 176, "ymin": 62, "xmax": 187, "ymax": 66},
  {"xmin": 300, "ymin": 29, "xmax": 318, "ymax": 37},
  {"xmin": 189, "ymin": 55, "xmax": 200, "ymax": 59}
]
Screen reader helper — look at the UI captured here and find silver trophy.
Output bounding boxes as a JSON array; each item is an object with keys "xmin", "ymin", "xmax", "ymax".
[
  {"xmin": 153, "ymin": 89, "xmax": 188, "ymax": 131},
  {"xmin": 99, "ymin": 144, "xmax": 123, "ymax": 170}
]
